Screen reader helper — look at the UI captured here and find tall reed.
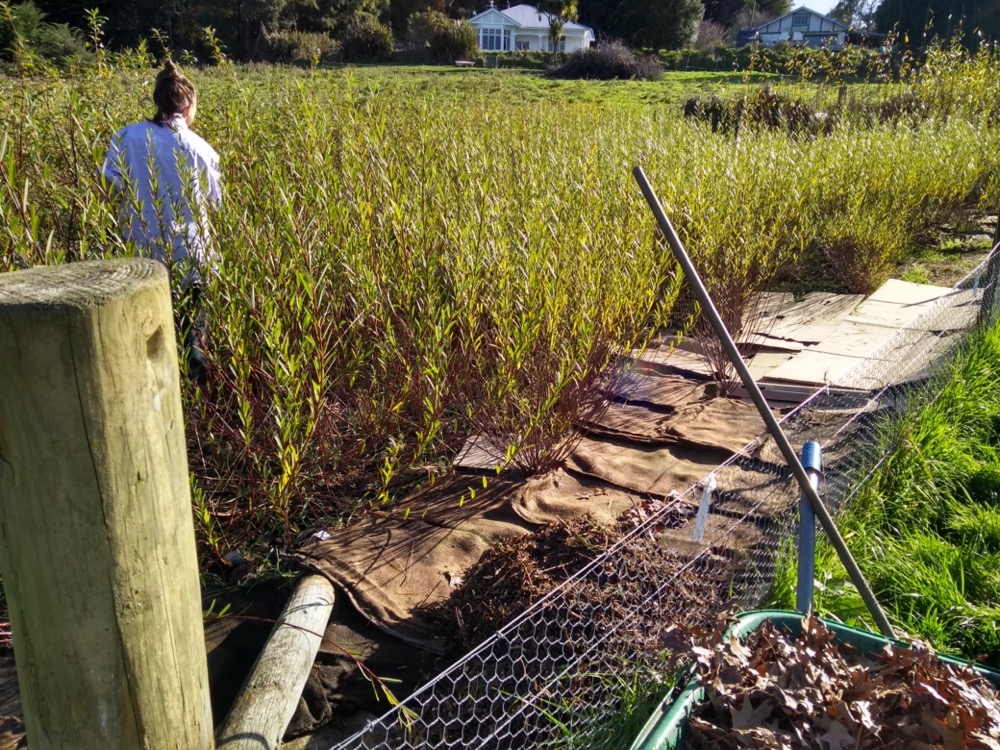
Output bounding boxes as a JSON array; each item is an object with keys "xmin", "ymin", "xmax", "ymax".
[{"xmin": 1, "ymin": 54, "xmax": 999, "ymax": 554}]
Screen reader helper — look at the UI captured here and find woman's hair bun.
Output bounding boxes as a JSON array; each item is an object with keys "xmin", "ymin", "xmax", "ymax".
[
  {"xmin": 152, "ymin": 58, "xmax": 195, "ymax": 122},
  {"xmin": 160, "ymin": 58, "xmax": 180, "ymax": 79}
]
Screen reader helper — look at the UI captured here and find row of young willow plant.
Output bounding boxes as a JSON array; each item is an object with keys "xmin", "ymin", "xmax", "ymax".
[{"xmin": 1, "ymin": 55, "xmax": 999, "ymax": 555}]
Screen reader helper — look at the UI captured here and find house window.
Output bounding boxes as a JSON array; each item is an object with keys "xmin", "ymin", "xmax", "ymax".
[
  {"xmin": 515, "ymin": 39, "xmax": 530, "ymax": 50},
  {"xmin": 480, "ymin": 27, "xmax": 507, "ymax": 51},
  {"xmin": 547, "ymin": 35, "xmax": 566, "ymax": 52},
  {"xmin": 792, "ymin": 12, "xmax": 810, "ymax": 26}
]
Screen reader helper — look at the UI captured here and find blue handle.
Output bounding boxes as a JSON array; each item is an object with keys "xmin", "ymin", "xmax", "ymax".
[{"xmin": 801, "ymin": 440, "xmax": 822, "ymax": 472}]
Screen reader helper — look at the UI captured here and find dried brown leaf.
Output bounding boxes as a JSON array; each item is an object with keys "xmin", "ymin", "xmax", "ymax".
[
  {"xmin": 679, "ymin": 616, "xmax": 1000, "ymax": 750},
  {"xmin": 819, "ymin": 719, "xmax": 856, "ymax": 750},
  {"xmin": 731, "ymin": 694, "xmax": 774, "ymax": 730}
]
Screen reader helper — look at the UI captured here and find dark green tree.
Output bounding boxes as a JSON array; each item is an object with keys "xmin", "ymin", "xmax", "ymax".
[
  {"xmin": 0, "ymin": 0, "xmax": 87, "ymax": 65},
  {"xmin": 753, "ymin": 0, "xmax": 790, "ymax": 19},
  {"xmin": 612, "ymin": 0, "xmax": 704, "ymax": 49},
  {"xmin": 873, "ymin": 0, "xmax": 1000, "ymax": 46},
  {"xmin": 829, "ymin": 0, "xmax": 879, "ymax": 28},
  {"xmin": 440, "ymin": 0, "xmax": 486, "ymax": 19},
  {"xmin": 702, "ymin": 0, "xmax": 745, "ymax": 27},
  {"xmin": 389, "ymin": 0, "xmax": 443, "ymax": 38},
  {"xmin": 293, "ymin": 0, "xmax": 390, "ymax": 35},
  {"xmin": 577, "ymin": 0, "xmax": 616, "ymax": 35},
  {"xmin": 23, "ymin": 0, "xmax": 86, "ymax": 27},
  {"xmin": 233, "ymin": 0, "xmax": 289, "ymax": 57},
  {"xmin": 339, "ymin": 11, "xmax": 392, "ymax": 58},
  {"xmin": 407, "ymin": 9, "xmax": 475, "ymax": 60}
]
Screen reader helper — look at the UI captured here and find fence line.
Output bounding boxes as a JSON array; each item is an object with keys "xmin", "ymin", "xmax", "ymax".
[{"xmin": 329, "ymin": 244, "xmax": 1000, "ymax": 750}]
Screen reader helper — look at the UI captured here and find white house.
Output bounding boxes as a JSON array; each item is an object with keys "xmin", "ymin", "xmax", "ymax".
[
  {"xmin": 741, "ymin": 6, "xmax": 849, "ymax": 49},
  {"xmin": 468, "ymin": 3, "xmax": 595, "ymax": 53}
]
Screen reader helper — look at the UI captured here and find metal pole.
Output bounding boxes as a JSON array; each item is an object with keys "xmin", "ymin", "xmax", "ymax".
[
  {"xmin": 979, "ymin": 242, "xmax": 1000, "ymax": 329},
  {"xmin": 633, "ymin": 166, "xmax": 896, "ymax": 638},
  {"xmin": 796, "ymin": 441, "xmax": 821, "ymax": 615}
]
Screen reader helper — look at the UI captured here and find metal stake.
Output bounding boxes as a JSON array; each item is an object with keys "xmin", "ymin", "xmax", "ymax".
[
  {"xmin": 797, "ymin": 441, "xmax": 821, "ymax": 615},
  {"xmin": 633, "ymin": 166, "xmax": 896, "ymax": 638}
]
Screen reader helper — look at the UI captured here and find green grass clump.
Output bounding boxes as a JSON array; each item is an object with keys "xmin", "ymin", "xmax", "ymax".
[{"xmin": 777, "ymin": 322, "xmax": 1000, "ymax": 665}]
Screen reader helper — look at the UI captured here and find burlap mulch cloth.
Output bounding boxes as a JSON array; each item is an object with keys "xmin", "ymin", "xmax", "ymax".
[{"xmin": 294, "ymin": 373, "xmax": 790, "ymax": 657}]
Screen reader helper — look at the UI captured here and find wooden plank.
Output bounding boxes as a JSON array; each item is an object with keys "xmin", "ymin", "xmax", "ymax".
[
  {"xmin": 734, "ymin": 332, "xmax": 805, "ymax": 353},
  {"xmin": 746, "ymin": 351, "xmax": 795, "ymax": 380},
  {"xmin": 845, "ymin": 299, "xmax": 938, "ymax": 329},
  {"xmin": 759, "ymin": 349, "xmax": 866, "ymax": 387},
  {"xmin": 866, "ymin": 278, "xmax": 953, "ymax": 305},
  {"xmin": 907, "ymin": 292, "xmax": 979, "ymax": 332},
  {"xmin": 883, "ymin": 331, "xmax": 963, "ymax": 385},
  {"xmin": 627, "ymin": 345, "xmax": 715, "ymax": 378},
  {"xmin": 729, "ymin": 380, "xmax": 870, "ymax": 406},
  {"xmin": 808, "ymin": 321, "xmax": 900, "ymax": 359},
  {"xmin": 751, "ymin": 290, "xmax": 796, "ymax": 319},
  {"xmin": 218, "ymin": 575, "xmax": 336, "ymax": 750},
  {"xmin": 0, "ymin": 260, "xmax": 214, "ymax": 750},
  {"xmin": 859, "ymin": 326, "xmax": 938, "ymax": 363},
  {"xmin": 766, "ymin": 292, "xmax": 865, "ymax": 339},
  {"xmin": 454, "ymin": 434, "xmax": 506, "ymax": 472}
]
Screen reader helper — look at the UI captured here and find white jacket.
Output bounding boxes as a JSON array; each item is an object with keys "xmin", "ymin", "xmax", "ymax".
[{"xmin": 102, "ymin": 115, "xmax": 222, "ymax": 274}]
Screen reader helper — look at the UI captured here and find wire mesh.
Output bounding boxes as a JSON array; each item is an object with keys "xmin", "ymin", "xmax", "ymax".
[{"xmin": 328, "ymin": 244, "xmax": 1000, "ymax": 750}]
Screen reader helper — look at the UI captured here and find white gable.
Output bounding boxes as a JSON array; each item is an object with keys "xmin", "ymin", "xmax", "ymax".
[
  {"xmin": 756, "ymin": 6, "xmax": 849, "ymax": 34},
  {"xmin": 468, "ymin": 7, "xmax": 519, "ymax": 27}
]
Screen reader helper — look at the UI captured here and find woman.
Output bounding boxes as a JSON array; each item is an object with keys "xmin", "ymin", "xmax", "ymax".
[{"xmin": 102, "ymin": 59, "xmax": 222, "ymax": 386}]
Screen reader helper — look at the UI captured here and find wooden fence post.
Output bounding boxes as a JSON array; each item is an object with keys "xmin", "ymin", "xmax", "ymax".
[{"xmin": 0, "ymin": 259, "xmax": 214, "ymax": 749}]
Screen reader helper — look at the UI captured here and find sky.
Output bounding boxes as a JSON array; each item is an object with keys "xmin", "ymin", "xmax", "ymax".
[{"xmin": 798, "ymin": 0, "xmax": 840, "ymax": 16}]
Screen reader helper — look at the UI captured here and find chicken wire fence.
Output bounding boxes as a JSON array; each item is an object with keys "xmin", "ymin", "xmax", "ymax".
[{"xmin": 329, "ymin": 245, "xmax": 1000, "ymax": 750}]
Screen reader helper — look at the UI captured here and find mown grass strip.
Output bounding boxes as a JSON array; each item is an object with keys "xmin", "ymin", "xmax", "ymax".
[{"xmin": 774, "ymin": 320, "xmax": 1000, "ymax": 665}]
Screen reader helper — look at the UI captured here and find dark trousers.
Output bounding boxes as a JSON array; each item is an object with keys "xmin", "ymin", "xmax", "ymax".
[{"xmin": 175, "ymin": 283, "xmax": 210, "ymax": 387}]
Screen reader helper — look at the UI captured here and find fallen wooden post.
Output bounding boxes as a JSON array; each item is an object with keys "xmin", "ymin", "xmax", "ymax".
[
  {"xmin": 0, "ymin": 259, "xmax": 214, "ymax": 749},
  {"xmin": 217, "ymin": 575, "xmax": 336, "ymax": 750}
]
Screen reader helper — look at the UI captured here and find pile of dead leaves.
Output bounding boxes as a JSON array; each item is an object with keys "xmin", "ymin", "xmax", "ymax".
[
  {"xmin": 662, "ymin": 615, "xmax": 1000, "ymax": 749},
  {"xmin": 424, "ymin": 519, "xmax": 621, "ymax": 653},
  {"xmin": 423, "ymin": 504, "xmax": 727, "ymax": 656}
]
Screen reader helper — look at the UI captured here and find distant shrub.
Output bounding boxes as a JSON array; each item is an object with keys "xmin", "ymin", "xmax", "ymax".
[
  {"xmin": 547, "ymin": 41, "xmax": 662, "ymax": 80},
  {"xmin": 263, "ymin": 29, "xmax": 340, "ymax": 65},
  {"xmin": 652, "ymin": 45, "xmax": 889, "ymax": 80},
  {"xmin": 495, "ymin": 49, "xmax": 549, "ymax": 69},
  {"xmin": 817, "ymin": 232, "xmax": 897, "ymax": 295},
  {"xmin": 407, "ymin": 10, "xmax": 477, "ymax": 64},
  {"xmin": 0, "ymin": 0, "xmax": 86, "ymax": 68},
  {"xmin": 436, "ymin": 20, "xmax": 477, "ymax": 63},
  {"xmin": 683, "ymin": 89, "xmax": 831, "ymax": 135},
  {"xmin": 340, "ymin": 15, "xmax": 394, "ymax": 62},
  {"xmin": 693, "ymin": 20, "xmax": 728, "ymax": 52},
  {"xmin": 407, "ymin": 9, "xmax": 446, "ymax": 50},
  {"xmin": 857, "ymin": 92, "xmax": 931, "ymax": 125}
]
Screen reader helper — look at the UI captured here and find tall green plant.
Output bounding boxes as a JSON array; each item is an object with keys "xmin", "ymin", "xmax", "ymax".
[{"xmin": 2, "ymin": 57, "xmax": 1000, "ymax": 557}]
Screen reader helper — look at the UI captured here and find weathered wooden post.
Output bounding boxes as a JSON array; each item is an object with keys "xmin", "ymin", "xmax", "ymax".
[{"xmin": 0, "ymin": 259, "xmax": 214, "ymax": 749}]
